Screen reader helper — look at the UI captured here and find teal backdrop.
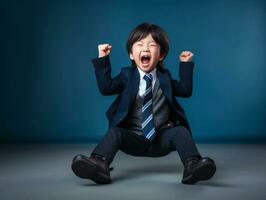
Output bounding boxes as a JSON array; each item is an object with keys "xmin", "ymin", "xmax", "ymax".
[{"xmin": 0, "ymin": 0, "xmax": 265, "ymax": 143}]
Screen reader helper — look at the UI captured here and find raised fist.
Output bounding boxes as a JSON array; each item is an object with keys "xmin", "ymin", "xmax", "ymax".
[
  {"xmin": 98, "ymin": 44, "xmax": 112, "ymax": 58},
  {"xmin": 179, "ymin": 51, "xmax": 193, "ymax": 62}
]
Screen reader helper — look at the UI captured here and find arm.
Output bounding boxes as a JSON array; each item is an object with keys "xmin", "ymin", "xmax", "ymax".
[
  {"xmin": 171, "ymin": 50, "xmax": 194, "ymax": 98},
  {"xmin": 92, "ymin": 55, "xmax": 126, "ymax": 96},
  {"xmin": 171, "ymin": 61, "xmax": 194, "ymax": 97}
]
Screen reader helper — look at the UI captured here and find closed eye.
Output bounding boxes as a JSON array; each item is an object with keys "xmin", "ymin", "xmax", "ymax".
[{"xmin": 149, "ymin": 43, "xmax": 158, "ymax": 47}]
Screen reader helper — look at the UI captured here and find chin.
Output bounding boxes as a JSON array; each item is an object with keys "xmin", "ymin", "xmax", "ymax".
[{"xmin": 139, "ymin": 65, "xmax": 156, "ymax": 73}]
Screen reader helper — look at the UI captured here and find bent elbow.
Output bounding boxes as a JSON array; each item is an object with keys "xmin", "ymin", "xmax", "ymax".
[
  {"xmin": 183, "ymin": 91, "xmax": 192, "ymax": 97},
  {"xmin": 179, "ymin": 88, "xmax": 193, "ymax": 98},
  {"xmin": 99, "ymin": 88, "xmax": 113, "ymax": 96}
]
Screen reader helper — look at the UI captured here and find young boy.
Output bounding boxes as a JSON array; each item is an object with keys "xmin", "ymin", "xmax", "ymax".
[{"xmin": 71, "ymin": 23, "xmax": 216, "ymax": 185}]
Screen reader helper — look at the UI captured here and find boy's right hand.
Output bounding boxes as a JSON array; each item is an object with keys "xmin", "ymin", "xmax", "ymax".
[{"xmin": 98, "ymin": 44, "xmax": 112, "ymax": 58}]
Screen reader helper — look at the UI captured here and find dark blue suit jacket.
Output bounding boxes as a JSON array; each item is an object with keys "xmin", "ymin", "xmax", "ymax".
[{"xmin": 92, "ymin": 55, "xmax": 194, "ymax": 134}]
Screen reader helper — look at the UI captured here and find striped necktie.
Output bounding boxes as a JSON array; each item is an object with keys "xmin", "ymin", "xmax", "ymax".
[{"xmin": 142, "ymin": 74, "xmax": 156, "ymax": 141}]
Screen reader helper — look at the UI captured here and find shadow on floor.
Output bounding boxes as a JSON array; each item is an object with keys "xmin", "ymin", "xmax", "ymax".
[
  {"xmin": 80, "ymin": 163, "xmax": 235, "ymax": 188},
  {"xmin": 112, "ymin": 163, "xmax": 180, "ymax": 183}
]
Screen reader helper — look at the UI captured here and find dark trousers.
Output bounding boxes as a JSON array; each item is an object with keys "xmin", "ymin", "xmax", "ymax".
[{"xmin": 91, "ymin": 125, "xmax": 201, "ymax": 165}]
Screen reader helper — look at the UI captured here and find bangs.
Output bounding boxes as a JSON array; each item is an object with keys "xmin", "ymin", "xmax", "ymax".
[{"xmin": 130, "ymin": 29, "xmax": 163, "ymax": 46}]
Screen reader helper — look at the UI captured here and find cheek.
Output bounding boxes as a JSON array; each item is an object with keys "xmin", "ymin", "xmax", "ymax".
[
  {"xmin": 130, "ymin": 52, "xmax": 140, "ymax": 61},
  {"xmin": 132, "ymin": 50, "xmax": 140, "ymax": 59},
  {"xmin": 152, "ymin": 49, "xmax": 161, "ymax": 58}
]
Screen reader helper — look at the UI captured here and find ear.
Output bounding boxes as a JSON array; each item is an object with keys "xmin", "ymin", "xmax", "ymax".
[
  {"xmin": 159, "ymin": 54, "xmax": 164, "ymax": 61},
  {"xmin": 129, "ymin": 53, "xmax": 134, "ymax": 60}
]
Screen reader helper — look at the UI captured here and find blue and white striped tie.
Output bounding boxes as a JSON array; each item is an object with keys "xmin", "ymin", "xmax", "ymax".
[{"xmin": 142, "ymin": 74, "xmax": 156, "ymax": 141}]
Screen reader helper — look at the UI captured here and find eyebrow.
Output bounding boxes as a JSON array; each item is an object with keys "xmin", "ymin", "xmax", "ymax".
[{"xmin": 137, "ymin": 40, "xmax": 157, "ymax": 43}]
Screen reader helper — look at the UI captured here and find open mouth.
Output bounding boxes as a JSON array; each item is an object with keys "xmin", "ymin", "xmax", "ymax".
[{"xmin": 141, "ymin": 55, "xmax": 151, "ymax": 65}]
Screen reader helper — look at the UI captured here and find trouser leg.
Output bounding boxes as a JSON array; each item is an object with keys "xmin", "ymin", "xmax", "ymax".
[
  {"xmin": 91, "ymin": 126, "xmax": 151, "ymax": 164},
  {"xmin": 169, "ymin": 126, "xmax": 201, "ymax": 162},
  {"xmin": 91, "ymin": 127, "xmax": 122, "ymax": 164},
  {"xmin": 92, "ymin": 125, "xmax": 200, "ymax": 165},
  {"xmin": 145, "ymin": 126, "xmax": 201, "ymax": 164}
]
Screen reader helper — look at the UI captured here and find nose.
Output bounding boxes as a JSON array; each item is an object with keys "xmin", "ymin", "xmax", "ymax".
[{"xmin": 142, "ymin": 44, "xmax": 150, "ymax": 52}]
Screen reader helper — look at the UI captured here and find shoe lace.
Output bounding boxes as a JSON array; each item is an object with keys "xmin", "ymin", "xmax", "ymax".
[
  {"xmin": 185, "ymin": 156, "xmax": 200, "ymax": 166},
  {"xmin": 91, "ymin": 154, "xmax": 114, "ymax": 172}
]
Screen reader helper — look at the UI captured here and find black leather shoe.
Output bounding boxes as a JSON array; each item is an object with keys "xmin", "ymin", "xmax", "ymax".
[
  {"xmin": 182, "ymin": 156, "xmax": 216, "ymax": 184},
  {"xmin": 71, "ymin": 154, "xmax": 112, "ymax": 184}
]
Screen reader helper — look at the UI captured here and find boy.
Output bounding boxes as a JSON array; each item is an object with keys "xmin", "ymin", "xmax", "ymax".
[{"xmin": 71, "ymin": 23, "xmax": 216, "ymax": 185}]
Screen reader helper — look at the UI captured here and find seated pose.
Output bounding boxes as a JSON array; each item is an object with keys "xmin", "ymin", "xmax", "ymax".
[{"xmin": 71, "ymin": 23, "xmax": 216, "ymax": 185}]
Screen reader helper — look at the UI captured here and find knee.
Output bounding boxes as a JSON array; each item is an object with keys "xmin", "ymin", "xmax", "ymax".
[
  {"xmin": 109, "ymin": 126, "xmax": 118, "ymax": 133},
  {"xmin": 172, "ymin": 126, "xmax": 191, "ymax": 138},
  {"xmin": 107, "ymin": 126, "xmax": 124, "ymax": 138},
  {"xmin": 175, "ymin": 126, "xmax": 189, "ymax": 133}
]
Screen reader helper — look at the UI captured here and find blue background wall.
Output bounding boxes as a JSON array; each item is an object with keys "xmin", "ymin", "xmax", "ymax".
[{"xmin": 0, "ymin": 0, "xmax": 265, "ymax": 143}]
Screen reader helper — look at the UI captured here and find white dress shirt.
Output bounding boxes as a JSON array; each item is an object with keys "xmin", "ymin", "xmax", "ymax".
[{"xmin": 137, "ymin": 66, "xmax": 157, "ymax": 97}]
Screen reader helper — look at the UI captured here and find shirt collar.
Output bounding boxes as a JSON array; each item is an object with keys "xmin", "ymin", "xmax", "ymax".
[{"xmin": 137, "ymin": 66, "xmax": 157, "ymax": 81}]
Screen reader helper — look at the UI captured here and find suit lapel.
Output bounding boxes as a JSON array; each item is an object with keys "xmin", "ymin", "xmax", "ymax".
[
  {"xmin": 157, "ymin": 69, "xmax": 173, "ymax": 106},
  {"xmin": 127, "ymin": 67, "xmax": 140, "ymax": 109}
]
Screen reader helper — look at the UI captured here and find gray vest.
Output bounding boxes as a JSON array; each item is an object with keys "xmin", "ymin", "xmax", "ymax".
[{"xmin": 125, "ymin": 79, "xmax": 169, "ymax": 136}]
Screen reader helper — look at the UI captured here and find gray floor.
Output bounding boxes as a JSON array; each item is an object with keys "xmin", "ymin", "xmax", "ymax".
[{"xmin": 0, "ymin": 143, "xmax": 265, "ymax": 200}]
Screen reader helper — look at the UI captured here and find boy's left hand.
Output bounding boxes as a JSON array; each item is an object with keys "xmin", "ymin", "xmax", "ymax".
[{"xmin": 179, "ymin": 51, "xmax": 193, "ymax": 62}]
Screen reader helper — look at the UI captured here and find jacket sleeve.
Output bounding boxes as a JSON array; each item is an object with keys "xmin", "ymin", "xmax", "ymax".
[
  {"xmin": 170, "ymin": 62, "xmax": 194, "ymax": 98},
  {"xmin": 91, "ymin": 55, "xmax": 126, "ymax": 96}
]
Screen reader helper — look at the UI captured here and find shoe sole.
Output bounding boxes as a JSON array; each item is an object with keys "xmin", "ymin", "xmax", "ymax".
[
  {"xmin": 182, "ymin": 160, "xmax": 216, "ymax": 184},
  {"xmin": 71, "ymin": 159, "xmax": 111, "ymax": 184}
]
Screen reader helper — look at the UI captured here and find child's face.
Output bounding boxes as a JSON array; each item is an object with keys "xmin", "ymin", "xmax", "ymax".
[{"xmin": 130, "ymin": 34, "xmax": 163, "ymax": 73}]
